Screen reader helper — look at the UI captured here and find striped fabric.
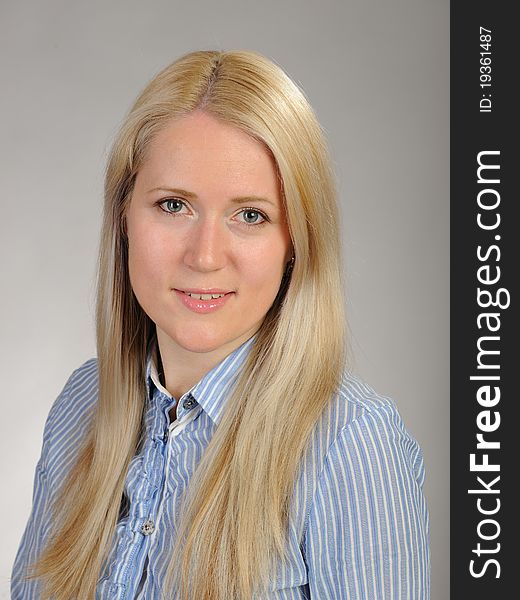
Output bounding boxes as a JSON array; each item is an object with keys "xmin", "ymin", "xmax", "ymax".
[{"xmin": 11, "ymin": 336, "xmax": 430, "ymax": 599}]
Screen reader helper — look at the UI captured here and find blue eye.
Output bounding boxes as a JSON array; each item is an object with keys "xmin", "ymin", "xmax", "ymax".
[
  {"xmin": 161, "ymin": 199, "xmax": 185, "ymax": 213},
  {"xmin": 239, "ymin": 209, "xmax": 267, "ymax": 226},
  {"xmin": 157, "ymin": 198, "xmax": 190, "ymax": 216}
]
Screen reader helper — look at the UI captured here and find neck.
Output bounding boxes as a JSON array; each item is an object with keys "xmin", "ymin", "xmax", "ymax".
[{"xmin": 155, "ymin": 327, "xmax": 255, "ymax": 400}]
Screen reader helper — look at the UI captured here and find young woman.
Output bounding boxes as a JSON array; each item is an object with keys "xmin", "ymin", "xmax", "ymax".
[{"xmin": 12, "ymin": 50, "xmax": 430, "ymax": 599}]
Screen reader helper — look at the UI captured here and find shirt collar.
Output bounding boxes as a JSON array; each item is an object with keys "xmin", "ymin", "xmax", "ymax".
[{"xmin": 145, "ymin": 335, "xmax": 256, "ymax": 426}]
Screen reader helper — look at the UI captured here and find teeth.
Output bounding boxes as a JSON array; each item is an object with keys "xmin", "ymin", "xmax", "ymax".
[{"xmin": 186, "ymin": 292, "xmax": 226, "ymax": 300}]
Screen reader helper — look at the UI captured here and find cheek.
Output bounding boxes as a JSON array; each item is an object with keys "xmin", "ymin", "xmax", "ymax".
[
  {"xmin": 242, "ymin": 247, "xmax": 286, "ymax": 299},
  {"xmin": 127, "ymin": 226, "xmax": 171, "ymax": 293}
]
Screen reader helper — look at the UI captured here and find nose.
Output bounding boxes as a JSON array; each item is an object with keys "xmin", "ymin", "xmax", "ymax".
[{"xmin": 183, "ymin": 216, "xmax": 228, "ymax": 272}]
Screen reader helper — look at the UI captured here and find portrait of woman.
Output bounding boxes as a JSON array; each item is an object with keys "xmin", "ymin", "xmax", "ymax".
[{"xmin": 10, "ymin": 49, "xmax": 430, "ymax": 599}]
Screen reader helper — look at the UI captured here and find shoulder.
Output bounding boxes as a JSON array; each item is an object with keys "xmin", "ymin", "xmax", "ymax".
[
  {"xmin": 328, "ymin": 371, "xmax": 425, "ymax": 482},
  {"xmin": 299, "ymin": 373, "xmax": 431, "ymax": 597},
  {"xmin": 41, "ymin": 358, "xmax": 99, "ymax": 476},
  {"xmin": 329, "ymin": 371, "xmax": 422, "ymax": 455},
  {"xmin": 308, "ymin": 370, "xmax": 422, "ymax": 458},
  {"xmin": 298, "ymin": 368, "xmax": 428, "ymax": 520},
  {"xmin": 294, "ymin": 371, "xmax": 426, "ymax": 525},
  {"xmin": 333, "ymin": 370, "xmax": 408, "ymax": 432},
  {"xmin": 45, "ymin": 357, "xmax": 98, "ymax": 435}
]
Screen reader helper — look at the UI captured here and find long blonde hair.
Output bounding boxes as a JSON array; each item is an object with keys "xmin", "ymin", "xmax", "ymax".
[{"xmin": 33, "ymin": 50, "xmax": 346, "ymax": 599}]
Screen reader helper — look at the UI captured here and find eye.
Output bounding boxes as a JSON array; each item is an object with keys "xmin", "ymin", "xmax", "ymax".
[
  {"xmin": 158, "ymin": 198, "xmax": 188, "ymax": 214},
  {"xmin": 236, "ymin": 208, "xmax": 268, "ymax": 227}
]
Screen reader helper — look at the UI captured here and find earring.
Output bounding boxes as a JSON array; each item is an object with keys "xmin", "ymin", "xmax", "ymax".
[{"xmin": 283, "ymin": 255, "xmax": 295, "ymax": 279}]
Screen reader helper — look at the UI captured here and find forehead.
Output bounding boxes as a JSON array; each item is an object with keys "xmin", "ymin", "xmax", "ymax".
[{"xmin": 136, "ymin": 111, "xmax": 282, "ymax": 200}]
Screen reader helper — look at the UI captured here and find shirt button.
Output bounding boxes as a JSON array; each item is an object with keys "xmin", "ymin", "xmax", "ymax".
[
  {"xmin": 183, "ymin": 395, "xmax": 196, "ymax": 410},
  {"xmin": 162, "ymin": 429, "xmax": 169, "ymax": 443},
  {"xmin": 141, "ymin": 519, "xmax": 155, "ymax": 536}
]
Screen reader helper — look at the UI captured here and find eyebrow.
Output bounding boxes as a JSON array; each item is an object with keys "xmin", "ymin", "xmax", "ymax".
[{"xmin": 147, "ymin": 187, "xmax": 278, "ymax": 208}]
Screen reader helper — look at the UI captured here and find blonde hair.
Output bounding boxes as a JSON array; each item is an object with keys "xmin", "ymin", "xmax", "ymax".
[{"xmin": 32, "ymin": 50, "xmax": 346, "ymax": 599}]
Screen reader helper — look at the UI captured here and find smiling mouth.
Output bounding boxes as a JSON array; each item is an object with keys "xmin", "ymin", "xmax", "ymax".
[
  {"xmin": 175, "ymin": 288, "xmax": 234, "ymax": 300},
  {"xmin": 174, "ymin": 288, "xmax": 234, "ymax": 314},
  {"xmin": 183, "ymin": 291, "xmax": 227, "ymax": 300}
]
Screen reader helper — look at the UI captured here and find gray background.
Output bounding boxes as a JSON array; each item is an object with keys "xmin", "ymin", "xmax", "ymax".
[{"xmin": 0, "ymin": 1, "xmax": 449, "ymax": 598}]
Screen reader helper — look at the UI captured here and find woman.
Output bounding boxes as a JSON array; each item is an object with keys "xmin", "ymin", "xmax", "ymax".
[{"xmin": 12, "ymin": 50, "xmax": 430, "ymax": 599}]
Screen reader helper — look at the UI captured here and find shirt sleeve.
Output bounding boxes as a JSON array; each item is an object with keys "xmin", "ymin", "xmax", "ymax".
[
  {"xmin": 10, "ymin": 374, "xmax": 73, "ymax": 599},
  {"xmin": 303, "ymin": 405, "xmax": 430, "ymax": 599}
]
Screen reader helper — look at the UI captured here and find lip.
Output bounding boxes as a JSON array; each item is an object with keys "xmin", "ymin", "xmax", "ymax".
[{"xmin": 174, "ymin": 289, "xmax": 234, "ymax": 314}]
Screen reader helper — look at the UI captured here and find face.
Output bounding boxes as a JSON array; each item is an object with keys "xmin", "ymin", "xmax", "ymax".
[{"xmin": 125, "ymin": 111, "xmax": 292, "ymax": 360}]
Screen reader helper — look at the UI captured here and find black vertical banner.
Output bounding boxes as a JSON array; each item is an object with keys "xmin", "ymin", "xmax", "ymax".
[{"xmin": 451, "ymin": 2, "xmax": 518, "ymax": 598}]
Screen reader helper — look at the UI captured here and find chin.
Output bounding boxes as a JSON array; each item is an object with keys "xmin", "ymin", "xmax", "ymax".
[
  {"xmin": 169, "ymin": 325, "xmax": 233, "ymax": 355},
  {"xmin": 179, "ymin": 340, "xmax": 225, "ymax": 354}
]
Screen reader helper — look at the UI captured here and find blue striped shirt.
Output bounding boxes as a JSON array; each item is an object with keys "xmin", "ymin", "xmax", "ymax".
[{"xmin": 12, "ymin": 336, "xmax": 430, "ymax": 598}]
